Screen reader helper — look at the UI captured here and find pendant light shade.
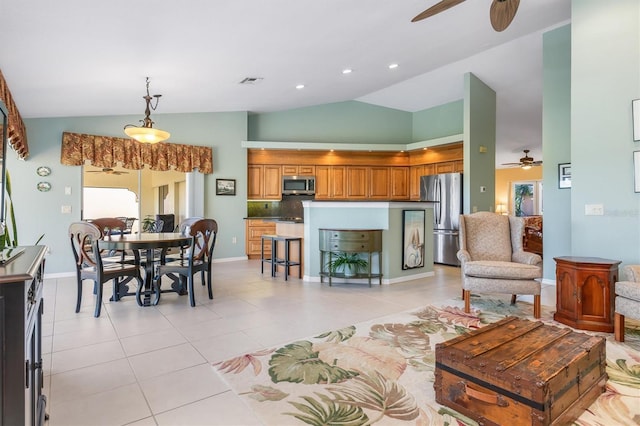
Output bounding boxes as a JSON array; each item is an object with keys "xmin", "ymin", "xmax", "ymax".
[
  {"xmin": 124, "ymin": 126, "xmax": 170, "ymax": 144},
  {"xmin": 124, "ymin": 77, "xmax": 170, "ymax": 144}
]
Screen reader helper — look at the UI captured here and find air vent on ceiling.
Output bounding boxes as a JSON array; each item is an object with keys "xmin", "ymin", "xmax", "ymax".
[{"xmin": 239, "ymin": 77, "xmax": 264, "ymax": 85}]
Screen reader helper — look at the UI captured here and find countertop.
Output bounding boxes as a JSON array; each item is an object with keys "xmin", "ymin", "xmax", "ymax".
[{"xmin": 244, "ymin": 217, "xmax": 304, "ymax": 223}]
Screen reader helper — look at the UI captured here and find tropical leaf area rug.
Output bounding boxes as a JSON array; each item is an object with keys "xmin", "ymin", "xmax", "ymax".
[{"xmin": 213, "ymin": 298, "xmax": 640, "ymax": 426}]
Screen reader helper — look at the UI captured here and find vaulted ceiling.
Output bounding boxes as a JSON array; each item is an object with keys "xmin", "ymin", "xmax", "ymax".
[{"xmin": 0, "ymin": 0, "xmax": 570, "ymax": 166}]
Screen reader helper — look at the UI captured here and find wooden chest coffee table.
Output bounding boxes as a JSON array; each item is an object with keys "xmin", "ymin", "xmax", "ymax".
[{"xmin": 435, "ymin": 317, "xmax": 607, "ymax": 426}]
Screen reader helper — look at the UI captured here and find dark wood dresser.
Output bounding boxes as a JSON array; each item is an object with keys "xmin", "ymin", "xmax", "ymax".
[{"xmin": 0, "ymin": 245, "xmax": 47, "ymax": 426}]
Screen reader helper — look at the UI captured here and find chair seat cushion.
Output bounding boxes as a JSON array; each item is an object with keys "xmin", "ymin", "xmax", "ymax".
[
  {"xmin": 615, "ymin": 281, "xmax": 640, "ymax": 302},
  {"xmin": 464, "ymin": 260, "xmax": 541, "ymax": 280}
]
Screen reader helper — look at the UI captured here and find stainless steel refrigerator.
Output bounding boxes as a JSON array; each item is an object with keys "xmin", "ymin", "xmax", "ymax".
[{"xmin": 420, "ymin": 172, "xmax": 463, "ymax": 266}]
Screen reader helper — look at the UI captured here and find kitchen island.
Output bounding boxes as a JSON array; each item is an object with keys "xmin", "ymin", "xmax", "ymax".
[{"xmin": 302, "ymin": 200, "xmax": 435, "ymax": 284}]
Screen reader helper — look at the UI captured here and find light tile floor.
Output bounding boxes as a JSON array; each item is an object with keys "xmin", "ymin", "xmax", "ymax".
[{"xmin": 42, "ymin": 260, "xmax": 556, "ymax": 426}]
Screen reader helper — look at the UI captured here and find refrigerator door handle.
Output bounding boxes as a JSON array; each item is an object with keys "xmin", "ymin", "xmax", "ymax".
[{"xmin": 436, "ymin": 179, "xmax": 442, "ymax": 224}]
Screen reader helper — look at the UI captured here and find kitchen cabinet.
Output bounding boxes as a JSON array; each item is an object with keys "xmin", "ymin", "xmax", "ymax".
[
  {"xmin": 345, "ymin": 166, "xmax": 408, "ymax": 200},
  {"xmin": 435, "ymin": 160, "xmax": 463, "ymax": 174},
  {"xmin": 245, "ymin": 219, "xmax": 277, "ymax": 259},
  {"xmin": 346, "ymin": 167, "xmax": 368, "ymax": 198},
  {"xmin": 410, "ymin": 162, "xmax": 462, "ymax": 200},
  {"xmin": 410, "ymin": 164, "xmax": 435, "ymax": 200},
  {"xmin": 282, "ymin": 165, "xmax": 315, "ymax": 176},
  {"xmin": 369, "ymin": 167, "xmax": 390, "ymax": 199},
  {"xmin": 0, "ymin": 246, "xmax": 47, "ymax": 426},
  {"xmin": 315, "ymin": 166, "xmax": 346, "ymax": 200},
  {"xmin": 390, "ymin": 167, "xmax": 409, "ymax": 200},
  {"xmin": 248, "ymin": 165, "xmax": 282, "ymax": 200}
]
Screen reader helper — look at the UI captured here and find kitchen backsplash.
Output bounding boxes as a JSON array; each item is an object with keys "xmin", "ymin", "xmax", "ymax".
[
  {"xmin": 247, "ymin": 201, "xmax": 281, "ymax": 217},
  {"xmin": 247, "ymin": 195, "xmax": 313, "ymax": 218}
]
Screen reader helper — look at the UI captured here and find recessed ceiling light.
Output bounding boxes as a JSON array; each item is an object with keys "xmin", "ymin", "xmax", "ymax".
[
  {"xmin": 342, "ymin": 69, "xmax": 352, "ymax": 74},
  {"xmin": 388, "ymin": 63, "xmax": 399, "ymax": 69},
  {"xmin": 296, "ymin": 84, "xmax": 305, "ymax": 90}
]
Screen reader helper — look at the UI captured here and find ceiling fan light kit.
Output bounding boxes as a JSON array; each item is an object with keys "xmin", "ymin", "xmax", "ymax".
[
  {"xmin": 501, "ymin": 149, "xmax": 543, "ymax": 169},
  {"xmin": 124, "ymin": 77, "xmax": 170, "ymax": 144},
  {"xmin": 412, "ymin": 0, "xmax": 520, "ymax": 32}
]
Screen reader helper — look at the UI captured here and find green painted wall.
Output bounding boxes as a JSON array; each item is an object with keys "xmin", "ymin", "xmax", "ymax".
[
  {"xmin": 464, "ymin": 73, "xmax": 496, "ymax": 214},
  {"xmin": 248, "ymin": 100, "xmax": 412, "ymax": 143},
  {"xmin": 542, "ymin": 25, "xmax": 572, "ymax": 280},
  {"xmin": 412, "ymin": 100, "xmax": 464, "ymax": 142},
  {"xmin": 16, "ymin": 112, "xmax": 248, "ymax": 274},
  {"xmin": 570, "ymin": 1, "xmax": 640, "ymax": 265}
]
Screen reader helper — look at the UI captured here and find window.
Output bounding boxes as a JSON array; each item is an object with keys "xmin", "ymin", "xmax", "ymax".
[{"xmin": 511, "ymin": 180, "xmax": 543, "ymax": 216}]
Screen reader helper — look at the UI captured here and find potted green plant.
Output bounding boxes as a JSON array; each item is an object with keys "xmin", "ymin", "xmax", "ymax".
[{"xmin": 328, "ymin": 252, "xmax": 368, "ymax": 277}]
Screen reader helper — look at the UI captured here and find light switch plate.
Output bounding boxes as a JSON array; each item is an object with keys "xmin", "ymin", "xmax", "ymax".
[{"xmin": 585, "ymin": 204, "xmax": 604, "ymax": 215}]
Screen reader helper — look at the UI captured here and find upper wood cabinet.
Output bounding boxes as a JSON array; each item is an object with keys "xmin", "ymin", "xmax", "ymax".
[
  {"xmin": 248, "ymin": 144, "xmax": 461, "ymax": 201},
  {"xmin": 346, "ymin": 167, "xmax": 368, "ymax": 199},
  {"xmin": 369, "ymin": 167, "xmax": 390, "ymax": 199},
  {"xmin": 316, "ymin": 166, "xmax": 346, "ymax": 200},
  {"xmin": 282, "ymin": 165, "xmax": 316, "ymax": 176},
  {"xmin": 345, "ymin": 166, "xmax": 409, "ymax": 200},
  {"xmin": 248, "ymin": 165, "xmax": 282, "ymax": 200},
  {"xmin": 390, "ymin": 167, "xmax": 409, "ymax": 200}
]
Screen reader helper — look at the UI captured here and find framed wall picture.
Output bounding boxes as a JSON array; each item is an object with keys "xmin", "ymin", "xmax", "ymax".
[
  {"xmin": 402, "ymin": 210, "xmax": 425, "ymax": 270},
  {"xmin": 633, "ymin": 99, "xmax": 640, "ymax": 141},
  {"xmin": 635, "ymin": 151, "xmax": 640, "ymax": 193},
  {"xmin": 558, "ymin": 163, "xmax": 571, "ymax": 189},
  {"xmin": 216, "ymin": 178, "xmax": 236, "ymax": 195}
]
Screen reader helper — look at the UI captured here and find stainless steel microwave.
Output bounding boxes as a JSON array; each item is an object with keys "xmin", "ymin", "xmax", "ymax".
[{"xmin": 282, "ymin": 175, "xmax": 315, "ymax": 195}]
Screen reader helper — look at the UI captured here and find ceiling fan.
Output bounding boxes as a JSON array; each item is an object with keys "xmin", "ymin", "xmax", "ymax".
[
  {"xmin": 86, "ymin": 168, "xmax": 129, "ymax": 175},
  {"xmin": 412, "ymin": 0, "xmax": 520, "ymax": 32},
  {"xmin": 502, "ymin": 150, "xmax": 542, "ymax": 169}
]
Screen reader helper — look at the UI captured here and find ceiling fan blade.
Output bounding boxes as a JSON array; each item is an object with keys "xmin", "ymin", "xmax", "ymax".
[
  {"xmin": 490, "ymin": 0, "xmax": 520, "ymax": 32},
  {"xmin": 411, "ymin": 0, "xmax": 466, "ymax": 22},
  {"xmin": 501, "ymin": 162, "xmax": 522, "ymax": 166}
]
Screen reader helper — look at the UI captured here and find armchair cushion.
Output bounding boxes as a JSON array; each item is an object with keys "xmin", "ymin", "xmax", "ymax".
[
  {"xmin": 615, "ymin": 280, "xmax": 640, "ymax": 302},
  {"xmin": 464, "ymin": 214, "xmax": 512, "ymax": 262},
  {"xmin": 464, "ymin": 260, "xmax": 541, "ymax": 280},
  {"xmin": 621, "ymin": 265, "xmax": 640, "ymax": 282}
]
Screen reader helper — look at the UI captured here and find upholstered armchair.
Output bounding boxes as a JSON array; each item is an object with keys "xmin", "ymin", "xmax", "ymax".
[
  {"xmin": 457, "ymin": 212, "xmax": 543, "ymax": 318},
  {"xmin": 614, "ymin": 265, "xmax": 640, "ymax": 342}
]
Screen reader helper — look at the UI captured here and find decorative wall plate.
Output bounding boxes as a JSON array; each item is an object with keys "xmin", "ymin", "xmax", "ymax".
[
  {"xmin": 36, "ymin": 166, "xmax": 51, "ymax": 177},
  {"xmin": 37, "ymin": 181, "xmax": 51, "ymax": 192}
]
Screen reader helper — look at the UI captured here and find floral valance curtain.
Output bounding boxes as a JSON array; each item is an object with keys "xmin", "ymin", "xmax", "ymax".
[
  {"xmin": 61, "ymin": 132, "xmax": 213, "ymax": 174},
  {"xmin": 0, "ymin": 69, "xmax": 29, "ymax": 159}
]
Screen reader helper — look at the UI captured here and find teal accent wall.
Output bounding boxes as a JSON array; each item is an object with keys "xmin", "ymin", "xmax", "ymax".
[
  {"xmin": 16, "ymin": 112, "xmax": 248, "ymax": 274},
  {"xmin": 542, "ymin": 25, "xmax": 572, "ymax": 280},
  {"xmin": 570, "ymin": 1, "xmax": 640, "ymax": 265},
  {"xmin": 412, "ymin": 100, "xmax": 464, "ymax": 142},
  {"xmin": 464, "ymin": 73, "xmax": 496, "ymax": 214},
  {"xmin": 248, "ymin": 100, "xmax": 412, "ymax": 143}
]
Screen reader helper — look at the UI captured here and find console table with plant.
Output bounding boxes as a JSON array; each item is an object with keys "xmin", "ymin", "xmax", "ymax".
[{"xmin": 319, "ymin": 228, "xmax": 382, "ymax": 286}]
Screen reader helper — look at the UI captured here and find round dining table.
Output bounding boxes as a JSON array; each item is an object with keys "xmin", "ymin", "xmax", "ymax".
[{"xmin": 98, "ymin": 232, "xmax": 192, "ymax": 306}]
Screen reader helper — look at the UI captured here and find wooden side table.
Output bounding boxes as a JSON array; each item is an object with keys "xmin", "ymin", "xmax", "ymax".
[{"xmin": 554, "ymin": 256, "xmax": 621, "ymax": 332}]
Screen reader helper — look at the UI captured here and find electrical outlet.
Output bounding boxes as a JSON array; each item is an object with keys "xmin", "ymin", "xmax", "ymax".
[
  {"xmin": 232, "ymin": 236, "xmax": 237, "ymax": 244},
  {"xmin": 480, "ymin": 186, "xmax": 486, "ymax": 193},
  {"xmin": 61, "ymin": 205, "xmax": 72, "ymax": 214},
  {"xmin": 472, "ymin": 206, "xmax": 478, "ymax": 213}
]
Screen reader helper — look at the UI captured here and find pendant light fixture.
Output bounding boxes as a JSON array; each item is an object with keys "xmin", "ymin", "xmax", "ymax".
[{"xmin": 124, "ymin": 77, "xmax": 170, "ymax": 144}]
